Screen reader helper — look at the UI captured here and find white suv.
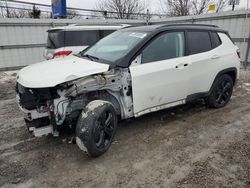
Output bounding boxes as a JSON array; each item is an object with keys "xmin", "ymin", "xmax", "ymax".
[
  {"xmin": 44, "ymin": 24, "xmax": 129, "ymax": 59},
  {"xmin": 16, "ymin": 24, "xmax": 240, "ymax": 157}
]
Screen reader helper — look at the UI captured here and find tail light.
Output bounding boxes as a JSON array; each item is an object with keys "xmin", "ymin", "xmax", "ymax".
[
  {"xmin": 236, "ymin": 49, "xmax": 240, "ymax": 59},
  {"xmin": 53, "ymin": 51, "xmax": 72, "ymax": 58}
]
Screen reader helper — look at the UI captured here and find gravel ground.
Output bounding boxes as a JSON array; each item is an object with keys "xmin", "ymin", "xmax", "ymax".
[{"xmin": 0, "ymin": 70, "xmax": 250, "ymax": 188}]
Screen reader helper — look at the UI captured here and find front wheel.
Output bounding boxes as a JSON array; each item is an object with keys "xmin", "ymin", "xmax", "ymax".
[
  {"xmin": 207, "ymin": 74, "xmax": 233, "ymax": 108},
  {"xmin": 76, "ymin": 100, "xmax": 117, "ymax": 157}
]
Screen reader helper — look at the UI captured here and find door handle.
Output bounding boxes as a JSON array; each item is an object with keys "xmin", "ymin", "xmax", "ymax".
[
  {"xmin": 176, "ymin": 63, "xmax": 190, "ymax": 69},
  {"xmin": 211, "ymin": 55, "xmax": 220, "ymax": 59}
]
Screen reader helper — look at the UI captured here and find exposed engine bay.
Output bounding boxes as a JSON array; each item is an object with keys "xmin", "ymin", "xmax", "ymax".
[{"xmin": 16, "ymin": 68, "xmax": 133, "ymax": 137}]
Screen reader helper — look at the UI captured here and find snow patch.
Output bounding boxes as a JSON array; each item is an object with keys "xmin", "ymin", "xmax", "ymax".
[
  {"xmin": 87, "ymin": 100, "xmax": 107, "ymax": 111},
  {"xmin": 0, "ymin": 72, "xmax": 16, "ymax": 83},
  {"xmin": 76, "ymin": 137, "xmax": 88, "ymax": 152}
]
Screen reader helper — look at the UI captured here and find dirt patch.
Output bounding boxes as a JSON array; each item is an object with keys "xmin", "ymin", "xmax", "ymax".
[{"xmin": 1, "ymin": 70, "xmax": 250, "ymax": 188}]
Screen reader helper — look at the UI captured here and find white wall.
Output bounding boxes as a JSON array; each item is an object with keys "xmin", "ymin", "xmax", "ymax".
[
  {"xmin": 0, "ymin": 18, "xmax": 144, "ymax": 70},
  {"xmin": 0, "ymin": 10, "xmax": 249, "ymax": 70}
]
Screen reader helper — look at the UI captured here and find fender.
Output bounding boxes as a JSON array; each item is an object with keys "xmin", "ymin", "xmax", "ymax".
[
  {"xmin": 186, "ymin": 67, "xmax": 238, "ymax": 103},
  {"xmin": 209, "ymin": 67, "xmax": 237, "ymax": 94}
]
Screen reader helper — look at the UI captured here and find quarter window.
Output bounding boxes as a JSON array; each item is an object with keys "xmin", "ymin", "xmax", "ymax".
[
  {"xmin": 187, "ymin": 31, "xmax": 212, "ymax": 55},
  {"xmin": 210, "ymin": 32, "xmax": 222, "ymax": 48},
  {"xmin": 100, "ymin": 30, "xmax": 116, "ymax": 38},
  {"xmin": 141, "ymin": 32, "xmax": 185, "ymax": 64}
]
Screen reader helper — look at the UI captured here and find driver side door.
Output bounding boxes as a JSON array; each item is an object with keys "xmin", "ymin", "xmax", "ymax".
[{"xmin": 129, "ymin": 31, "xmax": 191, "ymax": 117}]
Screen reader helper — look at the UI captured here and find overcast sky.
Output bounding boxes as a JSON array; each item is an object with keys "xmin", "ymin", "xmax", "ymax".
[
  {"xmin": 20, "ymin": 0, "xmax": 249, "ymax": 13},
  {"xmin": 20, "ymin": 0, "xmax": 159, "ymax": 10}
]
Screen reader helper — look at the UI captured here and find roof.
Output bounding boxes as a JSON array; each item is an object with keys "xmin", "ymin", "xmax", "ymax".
[
  {"xmin": 123, "ymin": 24, "xmax": 227, "ymax": 33},
  {"xmin": 47, "ymin": 24, "xmax": 130, "ymax": 32}
]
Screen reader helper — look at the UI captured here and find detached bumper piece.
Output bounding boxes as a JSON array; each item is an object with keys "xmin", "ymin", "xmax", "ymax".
[{"xmin": 25, "ymin": 117, "xmax": 53, "ymax": 137}]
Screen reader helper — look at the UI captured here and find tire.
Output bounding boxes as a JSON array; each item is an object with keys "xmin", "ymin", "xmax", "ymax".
[
  {"xmin": 76, "ymin": 100, "xmax": 117, "ymax": 157},
  {"xmin": 207, "ymin": 74, "xmax": 233, "ymax": 108}
]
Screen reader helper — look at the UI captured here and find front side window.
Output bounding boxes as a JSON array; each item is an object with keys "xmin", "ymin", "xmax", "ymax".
[
  {"xmin": 187, "ymin": 31, "xmax": 212, "ymax": 55},
  {"xmin": 141, "ymin": 32, "xmax": 185, "ymax": 64}
]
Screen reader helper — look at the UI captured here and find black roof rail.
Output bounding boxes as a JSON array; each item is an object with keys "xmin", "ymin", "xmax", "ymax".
[
  {"xmin": 72, "ymin": 23, "xmax": 131, "ymax": 27},
  {"xmin": 159, "ymin": 23, "xmax": 219, "ymax": 28}
]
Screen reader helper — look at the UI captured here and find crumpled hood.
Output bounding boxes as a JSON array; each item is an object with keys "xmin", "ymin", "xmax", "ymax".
[{"xmin": 17, "ymin": 55, "xmax": 110, "ymax": 88}]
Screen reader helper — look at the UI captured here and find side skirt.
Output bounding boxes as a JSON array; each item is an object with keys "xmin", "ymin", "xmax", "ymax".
[
  {"xmin": 134, "ymin": 99, "xmax": 186, "ymax": 117},
  {"xmin": 186, "ymin": 92, "xmax": 209, "ymax": 103}
]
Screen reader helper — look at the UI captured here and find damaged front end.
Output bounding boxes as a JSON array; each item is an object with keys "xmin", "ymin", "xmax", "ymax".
[{"xmin": 16, "ymin": 68, "xmax": 133, "ymax": 137}]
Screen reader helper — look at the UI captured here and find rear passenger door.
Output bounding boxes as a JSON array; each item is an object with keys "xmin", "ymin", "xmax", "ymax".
[{"xmin": 186, "ymin": 30, "xmax": 223, "ymax": 95}]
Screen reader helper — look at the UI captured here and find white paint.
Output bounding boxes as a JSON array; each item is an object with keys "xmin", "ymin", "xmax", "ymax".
[
  {"xmin": 187, "ymin": 33, "xmax": 240, "ymax": 95},
  {"xmin": 17, "ymin": 55, "xmax": 109, "ymax": 88},
  {"xmin": 130, "ymin": 55, "xmax": 191, "ymax": 115},
  {"xmin": 130, "ymin": 32, "xmax": 240, "ymax": 116}
]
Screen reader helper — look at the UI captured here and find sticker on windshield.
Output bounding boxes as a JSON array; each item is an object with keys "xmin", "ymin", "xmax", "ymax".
[{"xmin": 129, "ymin": 32, "xmax": 147, "ymax": 39}]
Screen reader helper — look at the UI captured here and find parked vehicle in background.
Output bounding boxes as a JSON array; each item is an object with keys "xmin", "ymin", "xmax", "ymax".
[
  {"xmin": 44, "ymin": 24, "xmax": 130, "ymax": 59},
  {"xmin": 16, "ymin": 24, "xmax": 240, "ymax": 157}
]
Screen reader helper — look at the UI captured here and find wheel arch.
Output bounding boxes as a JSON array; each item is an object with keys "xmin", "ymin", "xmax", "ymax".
[
  {"xmin": 209, "ymin": 67, "xmax": 237, "ymax": 94},
  {"xmin": 91, "ymin": 90, "xmax": 122, "ymax": 117}
]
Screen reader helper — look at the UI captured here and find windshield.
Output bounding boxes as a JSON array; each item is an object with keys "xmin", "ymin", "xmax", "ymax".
[{"xmin": 82, "ymin": 30, "xmax": 148, "ymax": 65}]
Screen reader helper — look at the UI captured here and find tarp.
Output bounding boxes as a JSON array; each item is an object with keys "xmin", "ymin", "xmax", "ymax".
[{"xmin": 52, "ymin": 0, "xmax": 67, "ymax": 18}]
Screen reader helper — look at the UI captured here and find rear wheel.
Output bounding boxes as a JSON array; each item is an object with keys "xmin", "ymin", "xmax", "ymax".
[
  {"xmin": 207, "ymin": 74, "xmax": 233, "ymax": 108},
  {"xmin": 76, "ymin": 100, "xmax": 117, "ymax": 157}
]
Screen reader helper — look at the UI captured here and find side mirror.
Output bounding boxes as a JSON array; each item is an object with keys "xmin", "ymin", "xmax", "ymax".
[{"xmin": 131, "ymin": 54, "xmax": 142, "ymax": 66}]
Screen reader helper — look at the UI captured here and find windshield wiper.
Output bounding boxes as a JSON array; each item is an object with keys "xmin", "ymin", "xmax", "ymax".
[{"xmin": 82, "ymin": 54, "xmax": 99, "ymax": 61}]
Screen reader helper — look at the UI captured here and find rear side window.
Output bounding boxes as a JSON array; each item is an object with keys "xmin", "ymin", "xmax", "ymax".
[
  {"xmin": 65, "ymin": 30, "xmax": 100, "ymax": 46},
  {"xmin": 100, "ymin": 30, "xmax": 116, "ymax": 38},
  {"xmin": 187, "ymin": 31, "xmax": 212, "ymax": 55},
  {"xmin": 210, "ymin": 32, "xmax": 221, "ymax": 48},
  {"xmin": 47, "ymin": 30, "xmax": 100, "ymax": 49}
]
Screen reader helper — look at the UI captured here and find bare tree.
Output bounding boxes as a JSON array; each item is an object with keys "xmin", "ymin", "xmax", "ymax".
[
  {"xmin": 0, "ymin": 6, "xmax": 29, "ymax": 18},
  {"xmin": 0, "ymin": 3, "xmax": 54, "ymax": 19},
  {"xmin": 96, "ymin": 0, "xmax": 147, "ymax": 19},
  {"xmin": 191, "ymin": 0, "xmax": 209, "ymax": 15},
  {"xmin": 67, "ymin": 10, "xmax": 80, "ymax": 19},
  {"xmin": 0, "ymin": 2, "xmax": 4, "ymax": 17},
  {"xmin": 29, "ymin": 5, "xmax": 41, "ymax": 18},
  {"xmin": 160, "ymin": 0, "xmax": 191, "ymax": 16},
  {"xmin": 160, "ymin": 0, "xmax": 229, "ymax": 16},
  {"xmin": 216, "ymin": 0, "xmax": 229, "ymax": 12},
  {"xmin": 9, "ymin": 9, "xmax": 29, "ymax": 18}
]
